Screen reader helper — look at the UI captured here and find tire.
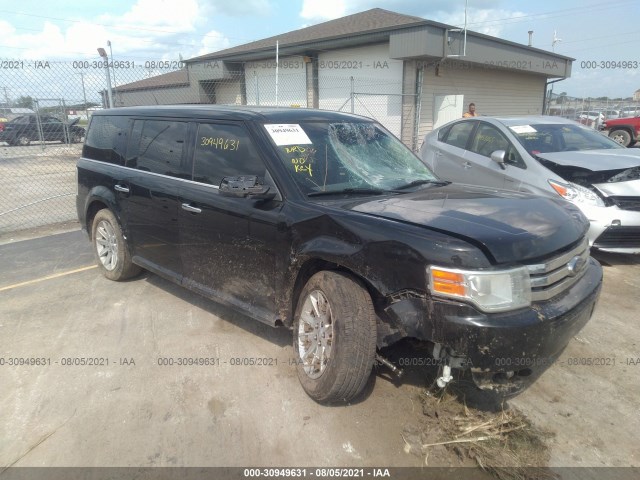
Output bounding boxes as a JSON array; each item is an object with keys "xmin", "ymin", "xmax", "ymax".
[
  {"xmin": 609, "ymin": 129, "xmax": 632, "ymax": 147},
  {"xmin": 292, "ymin": 271, "xmax": 377, "ymax": 404},
  {"xmin": 16, "ymin": 135, "xmax": 30, "ymax": 146},
  {"xmin": 71, "ymin": 133, "xmax": 82, "ymax": 144},
  {"xmin": 91, "ymin": 209, "xmax": 141, "ymax": 281}
]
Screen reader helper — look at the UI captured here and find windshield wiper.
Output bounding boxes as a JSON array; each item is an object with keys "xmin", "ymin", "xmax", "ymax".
[
  {"xmin": 307, "ymin": 188, "xmax": 389, "ymax": 197},
  {"xmin": 392, "ymin": 179, "xmax": 450, "ymax": 191}
]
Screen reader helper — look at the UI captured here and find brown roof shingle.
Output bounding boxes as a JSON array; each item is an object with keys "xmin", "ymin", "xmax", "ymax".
[
  {"xmin": 114, "ymin": 69, "xmax": 189, "ymax": 92},
  {"xmin": 187, "ymin": 8, "xmax": 425, "ymax": 62}
]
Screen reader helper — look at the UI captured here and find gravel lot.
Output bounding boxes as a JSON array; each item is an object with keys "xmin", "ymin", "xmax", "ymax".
[
  {"xmin": 0, "ymin": 229, "xmax": 638, "ymax": 477},
  {"xmin": 0, "ymin": 144, "xmax": 79, "ymax": 235}
]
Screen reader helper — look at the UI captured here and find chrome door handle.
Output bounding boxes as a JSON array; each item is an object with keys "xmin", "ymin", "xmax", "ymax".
[
  {"xmin": 463, "ymin": 161, "xmax": 472, "ymax": 169},
  {"xmin": 181, "ymin": 203, "xmax": 202, "ymax": 214},
  {"xmin": 114, "ymin": 184, "xmax": 129, "ymax": 193},
  {"xmin": 434, "ymin": 151, "xmax": 443, "ymax": 156}
]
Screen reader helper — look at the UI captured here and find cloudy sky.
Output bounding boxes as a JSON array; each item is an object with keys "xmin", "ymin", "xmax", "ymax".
[{"xmin": 1, "ymin": 0, "xmax": 639, "ymax": 102}]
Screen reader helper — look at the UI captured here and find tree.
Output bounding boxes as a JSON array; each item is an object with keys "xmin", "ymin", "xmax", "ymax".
[{"xmin": 14, "ymin": 95, "xmax": 34, "ymax": 109}]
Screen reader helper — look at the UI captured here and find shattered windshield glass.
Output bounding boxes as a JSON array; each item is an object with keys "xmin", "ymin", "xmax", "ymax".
[
  {"xmin": 510, "ymin": 123, "xmax": 625, "ymax": 154},
  {"xmin": 265, "ymin": 122, "xmax": 437, "ymax": 195}
]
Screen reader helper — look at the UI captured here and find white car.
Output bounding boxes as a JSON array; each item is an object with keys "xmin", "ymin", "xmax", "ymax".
[
  {"xmin": 420, "ymin": 116, "xmax": 640, "ymax": 253},
  {"xmin": 619, "ymin": 106, "xmax": 640, "ymax": 118},
  {"xmin": 575, "ymin": 111, "xmax": 605, "ymax": 129}
]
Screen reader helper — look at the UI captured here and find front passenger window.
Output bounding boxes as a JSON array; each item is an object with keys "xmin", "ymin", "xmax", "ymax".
[{"xmin": 470, "ymin": 123, "xmax": 524, "ymax": 168}]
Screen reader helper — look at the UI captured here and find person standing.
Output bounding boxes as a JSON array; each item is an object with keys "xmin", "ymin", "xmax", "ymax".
[{"xmin": 463, "ymin": 103, "xmax": 478, "ymax": 118}]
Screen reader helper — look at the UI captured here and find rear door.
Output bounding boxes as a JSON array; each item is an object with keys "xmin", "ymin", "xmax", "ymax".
[
  {"xmin": 179, "ymin": 121, "xmax": 282, "ymax": 323},
  {"xmin": 430, "ymin": 120, "xmax": 477, "ymax": 184},
  {"xmin": 123, "ymin": 118, "xmax": 190, "ymax": 280}
]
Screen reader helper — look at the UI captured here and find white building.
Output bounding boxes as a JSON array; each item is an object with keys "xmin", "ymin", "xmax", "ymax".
[{"xmin": 114, "ymin": 8, "xmax": 573, "ymax": 150}]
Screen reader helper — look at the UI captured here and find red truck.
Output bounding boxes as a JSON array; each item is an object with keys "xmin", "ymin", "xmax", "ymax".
[{"xmin": 604, "ymin": 115, "xmax": 640, "ymax": 147}]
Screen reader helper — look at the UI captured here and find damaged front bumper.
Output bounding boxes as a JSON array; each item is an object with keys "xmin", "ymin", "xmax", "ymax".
[{"xmin": 384, "ymin": 257, "xmax": 603, "ymax": 395}]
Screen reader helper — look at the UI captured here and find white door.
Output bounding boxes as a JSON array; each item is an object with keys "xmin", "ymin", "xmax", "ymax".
[{"xmin": 433, "ymin": 94, "xmax": 464, "ymax": 129}]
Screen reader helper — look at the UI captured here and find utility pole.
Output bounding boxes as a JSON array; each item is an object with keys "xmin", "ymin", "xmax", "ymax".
[
  {"xmin": 97, "ymin": 47, "xmax": 114, "ymax": 108},
  {"xmin": 107, "ymin": 41, "xmax": 116, "ymax": 88},
  {"xmin": 78, "ymin": 73, "xmax": 88, "ymax": 110}
]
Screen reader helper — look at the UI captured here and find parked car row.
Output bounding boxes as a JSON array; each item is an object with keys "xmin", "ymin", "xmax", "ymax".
[
  {"xmin": 571, "ymin": 106, "xmax": 640, "ymax": 129},
  {"xmin": 0, "ymin": 114, "xmax": 85, "ymax": 146}
]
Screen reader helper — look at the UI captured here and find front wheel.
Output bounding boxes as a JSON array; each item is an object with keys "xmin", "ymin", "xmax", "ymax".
[
  {"xmin": 91, "ymin": 209, "xmax": 141, "ymax": 281},
  {"xmin": 293, "ymin": 271, "xmax": 377, "ymax": 404},
  {"xmin": 16, "ymin": 135, "xmax": 30, "ymax": 146},
  {"xmin": 609, "ymin": 129, "xmax": 632, "ymax": 147}
]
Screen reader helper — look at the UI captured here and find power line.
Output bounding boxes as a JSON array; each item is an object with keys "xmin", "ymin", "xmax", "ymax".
[
  {"xmin": 445, "ymin": 0, "xmax": 635, "ymax": 28},
  {"xmin": 0, "ymin": 9, "xmax": 263, "ymax": 43}
]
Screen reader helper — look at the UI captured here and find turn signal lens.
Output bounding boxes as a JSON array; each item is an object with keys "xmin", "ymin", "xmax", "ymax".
[
  {"xmin": 549, "ymin": 181, "xmax": 567, "ymax": 197},
  {"xmin": 431, "ymin": 269, "xmax": 466, "ymax": 296}
]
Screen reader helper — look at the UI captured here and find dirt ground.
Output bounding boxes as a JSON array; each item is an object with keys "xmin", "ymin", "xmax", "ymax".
[{"xmin": 0, "ymin": 228, "xmax": 639, "ymax": 478}]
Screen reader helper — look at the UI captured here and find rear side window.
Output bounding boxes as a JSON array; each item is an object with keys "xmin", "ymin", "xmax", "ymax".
[
  {"xmin": 437, "ymin": 125, "xmax": 452, "ymax": 141},
  {"xmin": 443, "ymin": 121, "xmax": 475, "ymax": 149},
  {"xmin": 126, "ymin": 120, "xmax": 189, "ymax": 178},
  {"xmin": 192, "ymin": 123, "xmax": 265, "ymax": 186},
  {"xmin": 83, "ymin": 115, "xmax": 130, "ymax": 165}
]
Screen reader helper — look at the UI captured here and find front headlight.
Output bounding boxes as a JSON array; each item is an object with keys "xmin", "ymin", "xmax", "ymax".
[
  {"xmin": 548, "ymin": 180, "xmax": 604, "ymax": 207},
  {"xmin": 427, "ymin": 266, "xmax": 531, "ymax": 313}
]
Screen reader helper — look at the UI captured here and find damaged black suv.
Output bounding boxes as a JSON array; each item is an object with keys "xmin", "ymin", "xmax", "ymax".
[{"xmin": 76, "ymin": 106, "xmax": 603, "ymax": 404}]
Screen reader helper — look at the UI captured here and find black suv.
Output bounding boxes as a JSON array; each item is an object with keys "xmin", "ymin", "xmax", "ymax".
[
  {"xmin": 76, "ymin": 106, "xmax": 602, "ymax": 404},
  {"xmin": 0, "ymin": 114, "xmax": 85, "ymax": 146}
]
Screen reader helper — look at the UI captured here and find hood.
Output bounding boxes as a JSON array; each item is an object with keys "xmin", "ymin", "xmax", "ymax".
[
  {"xmin": 344, "ymin": 184, "xmax": 588, "ymax": 264},
  {"xmin": 536, "ymin": 149, "xmax": 640, "ymax": 171},
  {"xmin": 69, "ymin": 117, "xmax": 80, "ymax": 126},
  {"xmin": 535, "ymin": 150, "xmax": 640, "ymax": 193}
]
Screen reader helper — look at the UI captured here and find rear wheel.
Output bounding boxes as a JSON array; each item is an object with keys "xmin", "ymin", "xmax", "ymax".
[
  {"xmin": 16, "ymin": 135, "xmax": 30, "ymax": 146},
  {"xmin": 293, "ymin": 271, "xmax": 377, "ymax": 404},
  {"xmin": 609, "ymin": 129, "xmax": 632, "ymax": 147},
  {"xmin": 91, "ymin": 209, "xmax": 141, "ymax": 281}
]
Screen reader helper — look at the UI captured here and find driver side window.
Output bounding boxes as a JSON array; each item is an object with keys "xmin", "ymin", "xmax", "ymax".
[{"xmin": 470, "ymin": 123, "xmax": 525, "ymax": 168}]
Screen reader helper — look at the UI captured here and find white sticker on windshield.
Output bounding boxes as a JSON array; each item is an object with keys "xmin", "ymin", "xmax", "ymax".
[
  {"xmin": 264, "ymin": 124, "xmax": 312, "ymax": 146},
  {"xmin": 509, "ymin": 125, "xmax": 537, "ymax": 134}
]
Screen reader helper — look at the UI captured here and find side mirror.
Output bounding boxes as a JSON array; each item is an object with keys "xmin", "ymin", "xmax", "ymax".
[
  {"xmin": 219, "ymin": 175, "xmax": 276, "ymax": 200},
  {"xmin": 490, "ymin": 150, "xmax": 507, "ymax": 170}
]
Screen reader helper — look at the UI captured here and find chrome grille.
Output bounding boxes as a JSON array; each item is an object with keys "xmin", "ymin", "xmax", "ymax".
[{"xmin": 527, "ymin": 237, "xmax": 590, "ymax": 302}]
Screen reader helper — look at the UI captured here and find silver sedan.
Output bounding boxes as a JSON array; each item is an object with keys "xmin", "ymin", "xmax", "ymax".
[{"xmin": 420, "ymin": 116, "xmax": 640, "ymax": 254}]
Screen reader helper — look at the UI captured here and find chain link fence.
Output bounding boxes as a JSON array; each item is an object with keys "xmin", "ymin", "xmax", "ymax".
[
  {"xmin": 1, "ymin": 59, "xmax": 420, "ymax": 235},
  {"xmin": 545, "ymin": 91, "xmax": 640, "ymax": 128},
  {"xmin": 6, "ymin": 57, "xmax": 629, "ymax": 236}
]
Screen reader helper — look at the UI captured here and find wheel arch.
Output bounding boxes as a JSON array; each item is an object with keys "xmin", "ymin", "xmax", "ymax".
[
  {"xmin": 83, "ymin": 187, "xmax": 122, "ymax": 240},
  {"xmin": 286, "ymin": 257, "xmax": 386, "ymax": 328},
  {"xmin": 609, "ymin": 125, "xmax": 636, "ymax": 139}
]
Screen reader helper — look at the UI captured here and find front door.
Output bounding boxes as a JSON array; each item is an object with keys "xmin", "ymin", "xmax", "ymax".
[
  {"xmin": 179, "ymin": 122, "xmax": 282, "ymax": 323},
  {"xmin": 465, "ymin": 122, "xmax": 527, "ymax": 192}
]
